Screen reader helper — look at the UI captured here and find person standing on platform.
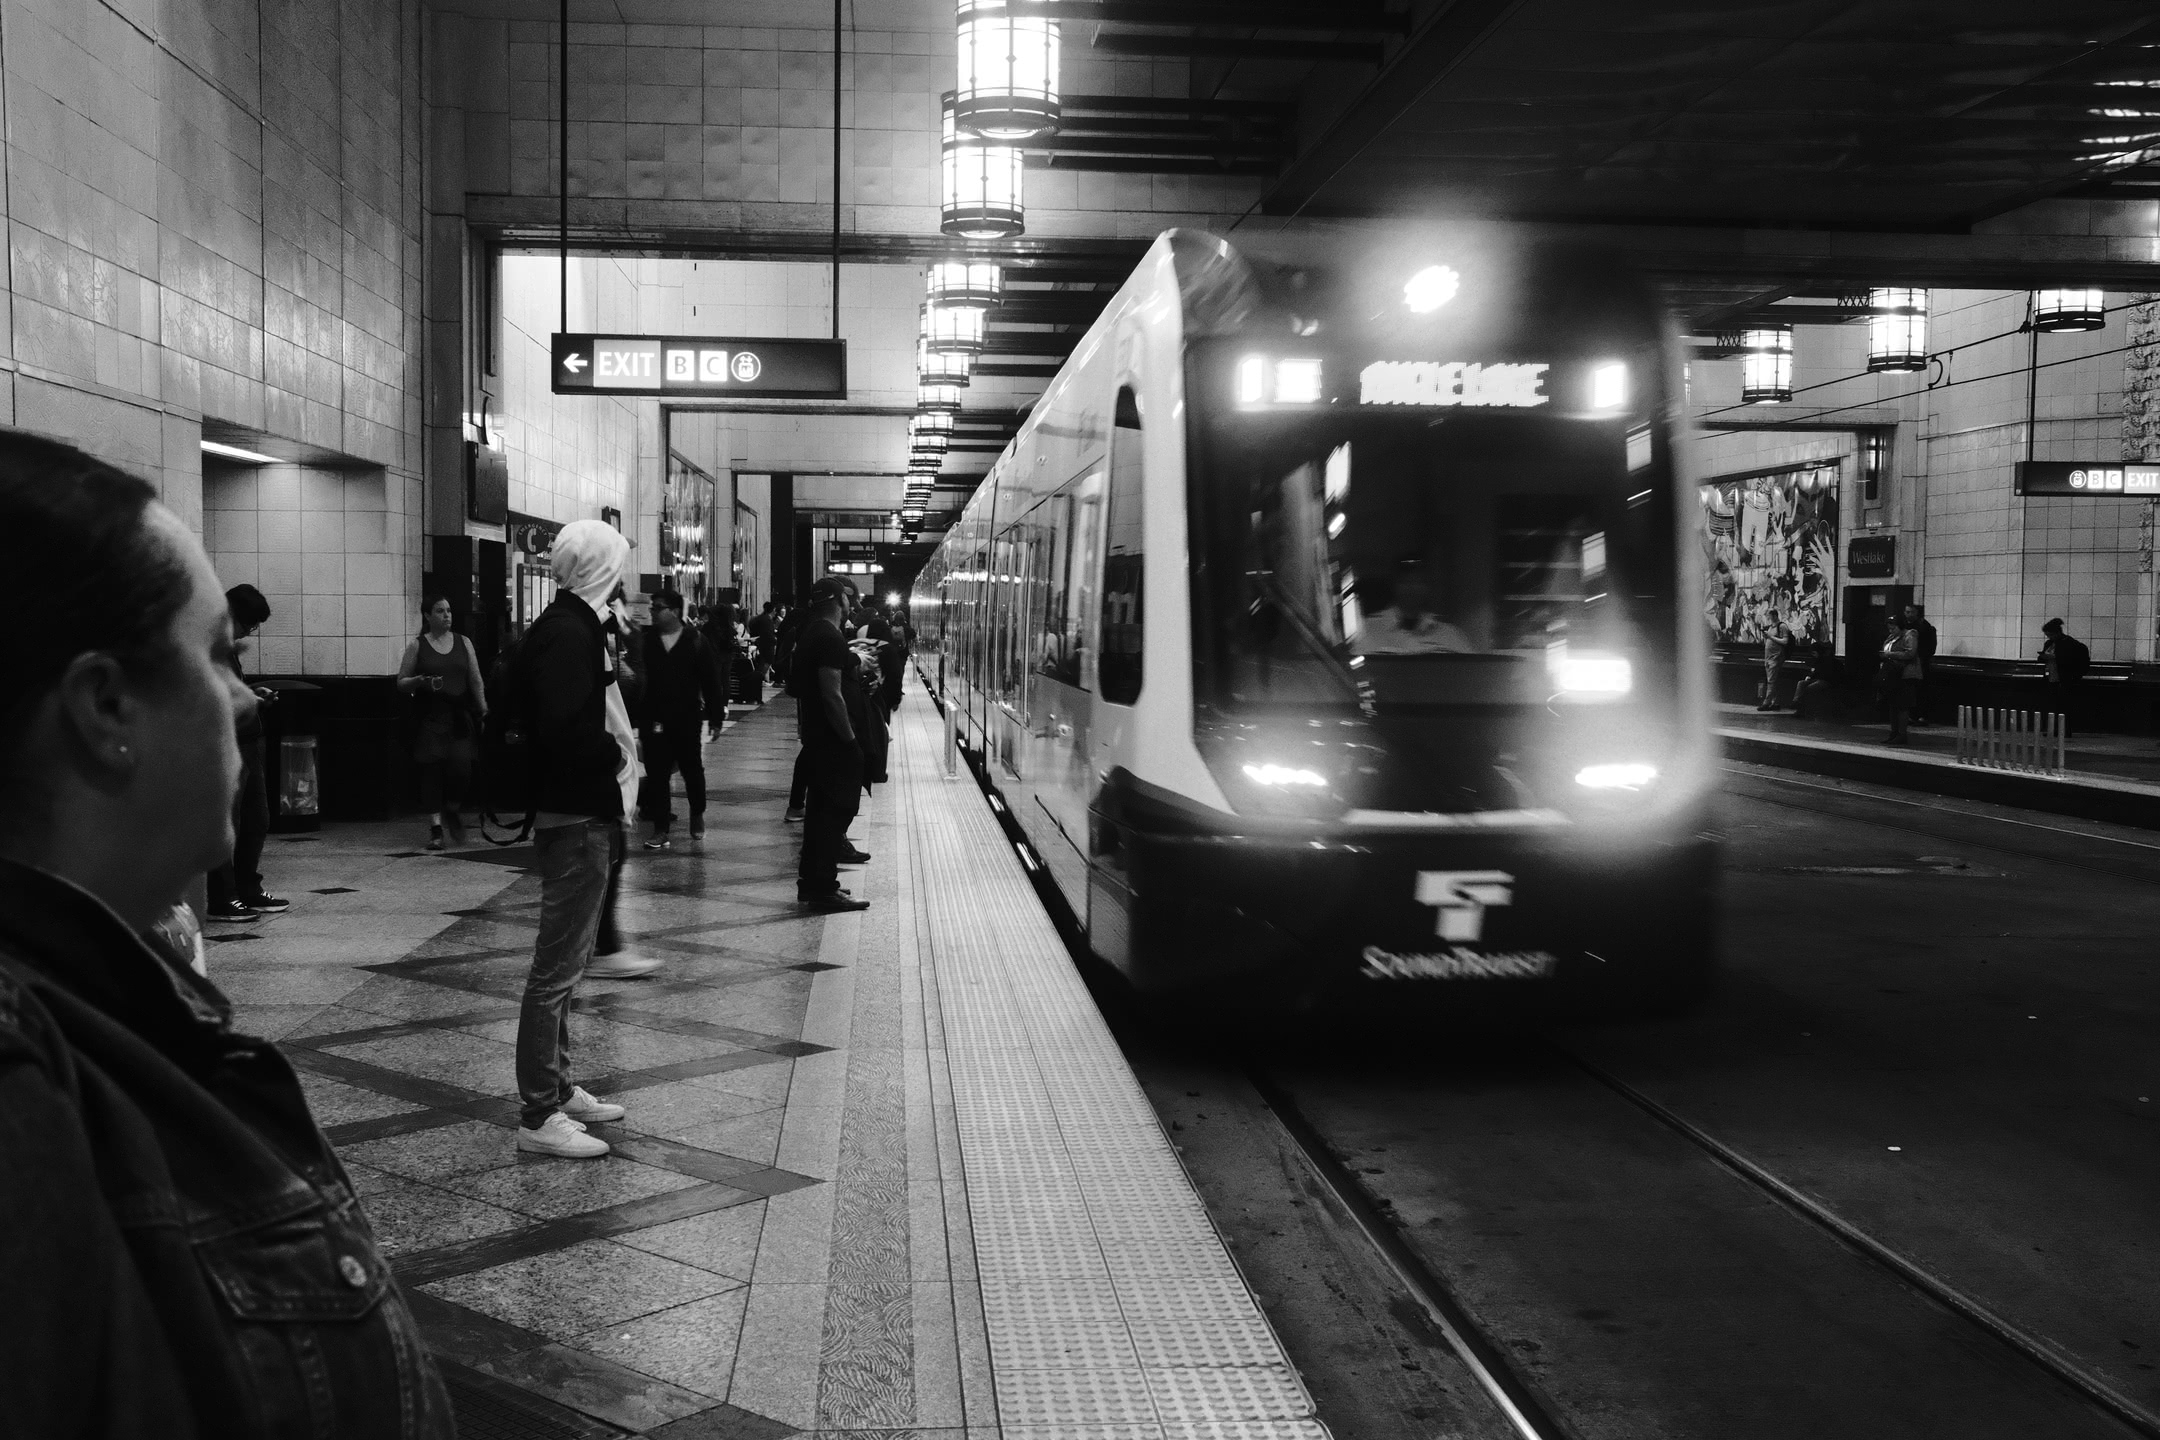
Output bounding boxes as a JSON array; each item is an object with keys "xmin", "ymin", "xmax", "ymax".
[
  {"xmin": 2041, "ymin": 617, "xmax": 2089, "ymax": 739},
  {"xmin": 1906, "ymin": 604, "xmax": 1938, "ymax": 726},
  {"xmin": 1880, "ymin": 617, "xmax": 1921, "ymax": 745},
  {"xmin": 511, "ymin": 520, "xmax": 653, "ymax": 1162},
  {"xmin": 0, "ymin": 431, "xmax": 456, "ymax": 1435},
  {"xmin": 396, "ymin": 595, "xmax": 487, "ymax": 851},
  {"xmin": 794, "ymin": 578, "xmax": 871, "ymax": 912},
  {"xmin": 1756, "ymin": 619, "xmax": 1796, "ymax": 712},
  {"xmin": 639, "ymin": 590, "xmax": 727, "ymax": 851},
  {"xmin": 207, "ymin": 584, "xmax": 285, "ymax": 922},
  {"xmin": 747, "ymin": 600, "xmax": 777, "ymax": 681}
]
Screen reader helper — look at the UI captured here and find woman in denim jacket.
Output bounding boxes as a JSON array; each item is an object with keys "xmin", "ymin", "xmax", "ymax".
[{"xmin": 0, "ymin": 432, "xmax": 453, "ymax": 1437}]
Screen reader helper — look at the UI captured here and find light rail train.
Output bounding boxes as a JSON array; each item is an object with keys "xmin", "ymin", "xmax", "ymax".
[{"xmin": 916, "ymin": 226, "xmax": 1717, "ymax": 1012}]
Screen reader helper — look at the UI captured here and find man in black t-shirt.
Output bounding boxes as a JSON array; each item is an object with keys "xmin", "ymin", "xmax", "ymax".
[{"xmin": 793, "ymin": 578, "xmax": 871, "ymax": 910}]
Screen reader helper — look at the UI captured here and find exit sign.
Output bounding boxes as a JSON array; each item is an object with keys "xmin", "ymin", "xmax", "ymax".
[
  {"xmin": 552, "ymin": 334, "xmax": 846, "ymax": 399},
  {"xmin": 2015, "ymin": 461, "xmax": 2160, "ymax": 496}
]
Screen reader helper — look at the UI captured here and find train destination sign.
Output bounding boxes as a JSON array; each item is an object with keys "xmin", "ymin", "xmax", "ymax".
[
  {"xmin": 2014, "ymin": 461, "xmax": 2160, "ymax": 497},
  {"xmin": 551, "ymin": 334, "xmax": 846, "ymax": 399},
  {"xmin": 1359, "ymin": 360, "xmax": 1550, "ymax": 409}
]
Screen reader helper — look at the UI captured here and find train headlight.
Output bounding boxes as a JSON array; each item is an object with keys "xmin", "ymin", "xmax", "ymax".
[
  {"xmin": 1404, "ymin": 265, "xmax": 1460, "ymax": 314},
  {"xmin": 1590, "ymin": 362, "xmax": 1629, "ymax": 411},
  {"xmin": 1547, "ymin": 646, "xmax": 1632, "ymax": 698},
  {"xmin": 1235, "ymin": 355, "xmax": 1325, "ymax": 406},
  {"xmin": 1576, "ymin": 762, "xmax": 1657, "ymax": 791},
  {"xmin": 1242, "ymin": 763, "xmax": 1328, "ymax": 788}
]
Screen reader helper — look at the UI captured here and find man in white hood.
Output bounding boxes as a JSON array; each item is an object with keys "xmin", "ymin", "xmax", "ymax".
[{"xmin": 509, "ymin": 519, "xmax": 656, "ymax": 1159}]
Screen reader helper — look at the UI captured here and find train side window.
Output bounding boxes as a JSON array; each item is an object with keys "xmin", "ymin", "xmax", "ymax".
[
  {"xmin": 1035, "ymin": 495, "xmax": 1074, "ymax": 682},
  {"xmin": 1099, "ymin": 388, "xmax": 1145, "ymax": 705},
  {"xmin": 1065, "ymin": 472, "xmax": 1105, "ymax": 690}
]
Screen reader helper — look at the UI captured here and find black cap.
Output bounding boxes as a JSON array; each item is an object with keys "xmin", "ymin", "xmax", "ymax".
[
  {"xmin": 2043, "ymin": 617, "xmax": 2064, "ymax": 633},
  {"xmin": 808, "ymin": 577, "xmax": 851, "ymax": 607}
]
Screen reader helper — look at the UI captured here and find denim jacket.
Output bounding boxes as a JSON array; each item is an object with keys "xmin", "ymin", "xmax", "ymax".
[{"xmin": 0, "ymin": 860, "xmax": 454, "ymax": 1439}]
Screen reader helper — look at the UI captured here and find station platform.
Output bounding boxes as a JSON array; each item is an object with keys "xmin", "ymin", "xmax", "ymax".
[
  {"xmin": 1716, "ymin": 703, "xmax": 2160, "ymax": 829},
  {"xmin": 213, "ymin": 692, "xmax": 1325, "ymax": 1439}
]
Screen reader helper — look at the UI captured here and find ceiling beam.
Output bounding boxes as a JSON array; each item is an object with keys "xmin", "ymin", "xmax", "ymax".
[
  {"xmin": 1061, "ymin": 94, "xmax": 1295, "ymax": 120},
  {"xmin": 974, "ymin": 361, "xmax": 1064, "ymax": 377},
  {"xmin": 1260, "ymin": 0, "xmax": 1530, "ymax": 216},
  {"xmin": 972, "ymin": 1, "xmax": 1407, "ymax": 32},
  {"xmin": 1086, "ymin": 32, "xmax": 1384, "ymax": 62},
  {"xmin": 1026, "ymin": 154, "xmax": 1280, "ymax": 174}
]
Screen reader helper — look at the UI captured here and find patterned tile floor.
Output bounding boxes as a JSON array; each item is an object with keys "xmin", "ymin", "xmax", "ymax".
[
  {"xmin": 223, "ymin": 697, "xmax": 957, "ymax": 1437},
  {"xmin": 219, "ymin": 686, "xmax": 1327, "ymax": 1440}
]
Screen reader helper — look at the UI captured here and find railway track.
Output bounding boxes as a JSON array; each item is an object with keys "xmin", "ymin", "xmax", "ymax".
[
  {"xmin": 1244, "ymin": 1044, "xmax": 2160, "ymax": 1440},
  {"xmin": 960, "ymin": 719, "xmax": 2159, "ymax": 1438}
]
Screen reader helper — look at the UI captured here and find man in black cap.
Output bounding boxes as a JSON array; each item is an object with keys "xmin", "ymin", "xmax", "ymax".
[
  {"xmin": 2040, "ymin": 618, "xmax": 2089, "ymax": 739},
  {"xmin": 793, "ymin": 578, "xmax": 870, "ymax": 911}
]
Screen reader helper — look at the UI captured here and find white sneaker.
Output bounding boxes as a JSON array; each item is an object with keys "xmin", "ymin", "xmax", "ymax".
[
  {"xmin": 516, "ymin": 1111, "xmax": 610, "ymax": 1158},
  {"xmin": 563, "ymin": 1086, "xmax": 625, "ymax": 1123},
  {"xmin": 586, "ymin": 953, "xmax": 663, "ymax": 979}
]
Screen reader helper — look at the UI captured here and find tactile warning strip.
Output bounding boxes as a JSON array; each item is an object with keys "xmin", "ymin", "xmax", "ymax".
[{"xmin": 896, "ymin": 703, "xmax": 1330, "ymax": 1440}]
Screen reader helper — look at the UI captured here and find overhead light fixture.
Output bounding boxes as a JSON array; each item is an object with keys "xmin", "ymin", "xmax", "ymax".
[
  {"xmin": 928, "ymin": 260, "xmax": 1003, "ymax": 310},
  {"xmin": 1866, "ymin": 288, "xmax": 1927, "ymax": 372},
  {"xmin": 1739, "ymin": 326, "xmax": 1793, "ymax": 404},
  {"xmin": 918, "ymin": 380, "xmax": 964, "ymax": 414},
  {"xmin": 201, "ymin": 439, "xmax": 279, "ymax": 464},
  {"xmin": 910, "ymin": 411, "xmax": 955, "ymax": 437},
  {"xmin": 954, "ymin": 1, "xmax": 1059, "ymax": 140},
  {"xmin": 920, "ymin": 300, "xmax": 986, "ymax": 356},
  {"xmin": 918, "ymin": 339, "xmax": 973, "ymax": 387},
  {"xmin": 1403, "ymin": 264, "xmax": 1460, "ymax": 314},
  {"xmin": 2032, "ymin": 288, "xmax": 2105, "ymax": 332},
  {"xmin": 941, "ymin": 95, "xmax": 1025, "ymax": 239}
]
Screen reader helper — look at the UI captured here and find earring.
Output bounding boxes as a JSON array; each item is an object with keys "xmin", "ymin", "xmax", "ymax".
[{"xmin": 114, "ymin": 744, "xmax": 131, "ymax": 758}]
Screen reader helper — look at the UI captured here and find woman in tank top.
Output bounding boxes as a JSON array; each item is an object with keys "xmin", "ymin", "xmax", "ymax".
[{"xmin": 396, "ymin": 595, "xmax": 488, "ymax": 848}]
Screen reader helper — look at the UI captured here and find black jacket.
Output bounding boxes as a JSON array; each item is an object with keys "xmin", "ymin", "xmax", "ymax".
[
  {"xmin": 521, "ymin": 593, "xmax": 627, "ymax": 818},
  {"xmin": 0, "ymin": 860, "xmax": 453, "ymax": 1438},
  {"xmin": 640, "ymin": 624, "xmax": 727, "ymax": 731}
]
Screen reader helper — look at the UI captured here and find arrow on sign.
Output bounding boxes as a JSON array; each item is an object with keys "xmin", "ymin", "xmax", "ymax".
[{"xmin": 562, "ymin": 353, "xmax": 588, "ymax": 373}]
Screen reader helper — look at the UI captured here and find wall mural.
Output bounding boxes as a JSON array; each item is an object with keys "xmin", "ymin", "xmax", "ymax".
[{"xmin": 1700, "ymin": 468, "xmax": 1839, "ymax": 647}]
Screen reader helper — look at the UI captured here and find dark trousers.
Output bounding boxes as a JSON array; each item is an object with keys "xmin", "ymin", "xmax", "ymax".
[
  {"xmin": 797, "ymin": 742, "xmax": 863, "ymax": 897},
  {"xmin": 789, "ymin": 747, "xmax": 809, "ymax": 810},
  {"xmin": 517, "ymin": 819, "xmax": 619, "ymax": 1128},
  {"xmin": 2048, "ymin": 678, "xmax": 2081, "ymax": 739},
  {"xmin": 208, "ymin": 738, "xmax": 268, "ymax": 906},
  {"xmin": 416, "ymin": 754, "xmax": 472, "ymax": 814},
  {"xmin": 639, "ymin": 723, "xmax": 707, "ymax": 831}
]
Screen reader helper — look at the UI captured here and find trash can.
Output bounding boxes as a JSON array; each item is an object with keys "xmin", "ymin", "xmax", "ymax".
[{"xmin": 275, "ymin": 734, "xmax": 322, "ymax": 833}]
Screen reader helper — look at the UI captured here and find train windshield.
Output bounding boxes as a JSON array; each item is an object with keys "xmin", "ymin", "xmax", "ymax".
[{"xmin": 1216, "ymin": 414, "xmax": 1658, "ymax": 709}]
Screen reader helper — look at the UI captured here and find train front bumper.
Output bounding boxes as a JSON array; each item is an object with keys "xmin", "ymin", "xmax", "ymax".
[{"xmin": 1105, "ymin": 815, "xmax": 1719, "ymax": 1012}]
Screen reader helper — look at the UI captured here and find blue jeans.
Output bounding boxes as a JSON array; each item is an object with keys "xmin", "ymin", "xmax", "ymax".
[{"xmin": 517, "ymin": 818, "xmax": 619, "ymax": 1128}]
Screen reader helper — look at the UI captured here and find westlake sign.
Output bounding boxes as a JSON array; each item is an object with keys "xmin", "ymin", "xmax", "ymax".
[
  {"xmin": 552, "ymin": 334, "xmax": 846, "ymax": 399},
  {"xmin": 2015, "ymin": 461, "xmax": 2160, "ymax": 496}
]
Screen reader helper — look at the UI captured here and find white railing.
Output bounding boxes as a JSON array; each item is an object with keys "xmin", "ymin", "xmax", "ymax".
[{"xmin": 1955, "ymin": 706, "xmax": 2065, "ymax": 774}]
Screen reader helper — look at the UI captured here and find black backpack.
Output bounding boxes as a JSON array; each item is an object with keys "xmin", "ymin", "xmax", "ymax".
[{"xmin": 475, "ymin": 633, "xmax": 535, "ymax": 843}]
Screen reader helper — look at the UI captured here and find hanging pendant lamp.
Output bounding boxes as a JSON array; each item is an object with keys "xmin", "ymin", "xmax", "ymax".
[
  {"xmin": 1865, "ymin": 288, "xmax": 1927, "ymax": 373},
  {"xmin": 1740, "ymin": 327, "xmax": 1793, "ymax": 404},
  {"xmin": 954, "ymin": 1, "xmax": 1059, "ymax": 141},
  {"xmin": 2032, "ymin": 289, "xmax": 2105, "ymax": 332},
  {"xmin": 918, "ymin": 339, "xmax": 973, "ymax": 387},
  {"xmin": 928, "ymin": 260, "xmax": 1004, "ymax": 310},
  {"xmin": 918, "ymin": 380, "xmax": 964, "ymax": 413},
  {"xmin": 920, "ymin": 300, "xmax": 986, "ymax": 356},
  {"xmin": 941, "ymin": 94, "xmax": 1025, "ymax": 239}
]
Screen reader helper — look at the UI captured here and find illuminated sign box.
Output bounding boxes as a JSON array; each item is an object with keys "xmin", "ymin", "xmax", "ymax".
[
  {"xmin": 552, "ymin": 334, "xmax": 846, "ymax": 399},
  {"xmin": 2015, "ymin": 461, "xmax": 2160, "ymax": 496},
  {"xmin": 1359, "ymin": 360, "xmax": 1549, "ymax": 409}
]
